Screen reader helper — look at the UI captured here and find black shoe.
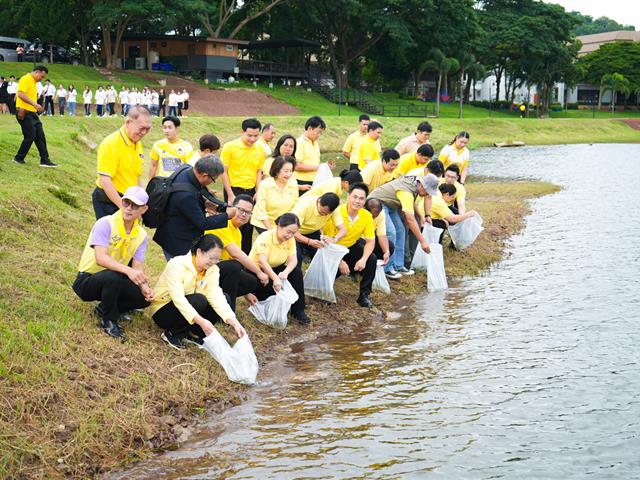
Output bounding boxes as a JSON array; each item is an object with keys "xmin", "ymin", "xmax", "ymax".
[
  {"xmin": 357, "ymin": 294, "xmax": 374, "ymax": 308},
  {"xmin": 119, "ymin": 312, "xmax": 133, "ymax": 323},
  {"xmin": 13, "ymin": 158, "xmax": 26, "ymax": 165},
  {"xmin": 292, "ymin": 310, "xmax": 311, "ymax": 325},
  {"xmin": 161, "ymin": 331, "xmax": 186, "ymax": 351},
  {"xmin": 40, "ymin": 160, "xmax": 59, "ymax": 168},
  {"xmin": 100, "ymin": 319, "xmax": 125, "ymax": 339},
  {"xmin": 93, "ymin": 304, "xmax": 106, "ymax": 318},
  {"xmin": 182, "ymin": 331, "xmax": 205, "ymax": 347}
]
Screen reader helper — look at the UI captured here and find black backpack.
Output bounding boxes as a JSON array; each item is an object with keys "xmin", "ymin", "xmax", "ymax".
[{"xmin": 142, "ymin": 165, "xmax": 198, "ymax": 228}]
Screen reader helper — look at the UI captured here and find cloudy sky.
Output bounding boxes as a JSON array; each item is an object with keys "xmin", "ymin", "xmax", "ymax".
[{"xmin": 543, "ymin": 0, "xmax": 639, "ymax": 30}]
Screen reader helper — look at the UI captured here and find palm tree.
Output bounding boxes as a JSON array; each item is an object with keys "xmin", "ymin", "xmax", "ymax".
[
  {"xmin": 600, "ymin": 73, "xmax": 631, "ymax": 113},
  {"xmin": 429, "ymin": 48, "xmax": 459, "ymax": 117},
  {"xmin": 457, "ymin": 53, "xmax": 479, "ymax": 119}
]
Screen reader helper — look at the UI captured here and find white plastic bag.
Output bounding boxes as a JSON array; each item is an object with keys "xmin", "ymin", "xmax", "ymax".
[
  {"xmin": 372, "ymin": 260, "xmax": 391, "ymax": 294},
  {"xmin": 423, "ymin": 224, "xmax": 444, "ymax": 245},
  {"xmin": 425, "ymin": 243, "xmax": 448, "ymax": 291},
  {"xmin": 448, "ymin": 214, "xmax": 484, "ymax": 250},
  {"xmin": 248, "ymin": 280, "xmax": 298, "ymax": 329},
  {"xmin": 411, "ymin": 224, "xmax": 444, "ymax": 271},
  {"xmin": 201, "ymin": 328, "xmax": 259, "ymax": 385},
  {"xmin": 303, "ymin": 243, "xmax": 348, "ymax": 302},
  {"xmin": 312, "ymin": 163, "xmax": 333, "ymax": 187}
]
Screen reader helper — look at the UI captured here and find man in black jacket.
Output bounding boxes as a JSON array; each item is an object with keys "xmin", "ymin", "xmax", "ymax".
[{"xmin": 154, "ymin": 155, "xmax": 236, "ymax": 260}]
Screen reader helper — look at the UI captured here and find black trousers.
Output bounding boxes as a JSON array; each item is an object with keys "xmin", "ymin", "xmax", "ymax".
[
  {"xmin": 92, "ymin": 187, "xmax": 120, "ymax": 220},
  {"xmin": 431, "ymin": 219, "xmax": 448, "ymax": 244},
  {"xmin": 251, "ymin": 263, "xmax": 306, "ymax": 314},
  {"xmin": 224, "ymin": 186, "xmax": 255, "ymax": 254},
  {"xmin": 44, "ymin": 96, "xmax": 54, "ymax": 115},
  {"xmin": 152, "ymin": 293, "xmax": 219, "ymax": 338},
  {"xmin": 72, "ymin": 271, "xmax": 149, "ymax": 323},
  {"xmin": 218, "ymin": 260, "xmax": 260, "ymax": 312},
  {"xmin": 15, "ymin": 112, "xmax": 49, "ymax": 163},
  {"xmin": 337, "ymin": 241, "xmax": 377, "ymax": 297},
  {"xmin": 295, "ymin": 230, "xmax": 321, "ymax": 263},
  {"xmin": 297, "ymin": 179, "xmax": 313, "ymax": 196},
  {"xmin": 372, "ymin": 237, "xmax": 395, "ymax": 261},
  {"xmin": 8, "ymin": 94, "xmax": 16, "ymax": 114},
  {"xmin": 177, "ymin": 102, "xmax": 183, "ymax": 116}
]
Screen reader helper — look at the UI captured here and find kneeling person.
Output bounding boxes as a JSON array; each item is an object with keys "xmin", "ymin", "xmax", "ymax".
[{"xmin": 72, "ymin": 186, "xmax": 154, "ymax": 340}]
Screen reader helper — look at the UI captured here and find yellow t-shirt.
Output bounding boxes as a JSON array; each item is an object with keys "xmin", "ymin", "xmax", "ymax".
[
  {"xmin": 361, "ymin": 160, "xmax": 394, "ymax": 191},
  {"xmin": 393, "ymin": 152, "xmax": 422, "ymax": 178},
  {"xmin": 439, "ymin": 143, "xmax": 469, "ymax": 170},
  {"xmin": 294, "ymin": 135, "xmax": 321, "ymax": 183},
  {"xmin": 250, "ymin": 177, "xmax": 299, "ymax": 230},
  {"xmin": 205, "ymin": 220, "xmax": 242, "ymax": 261},
  {"xmin": 397, "ymin": 190, "xmax": 416, "ymax": 213},
  {"xmin": 429, "ymin": 194, "xmax": 454, "ymax": 220},
  {"xmin": 307, "ymin": 177, "xmax": 342, "ymax": 197},
  {"xmin": 151, "ymin": 138, "xmax": 195, "ymax": 177},
  {"xmin": 342, "ymin": 131, "xmax": 365, "ymax": 164},
  {"xmin": 220, "ymin": 138, "xmax": 265, "ymax": 189},
  {"xmin": 16, "ymin": 73, "xmax": 37, "ymax": 112},
  {"xmin": 95, "ymin": 127, "xmax": 145, "ymax": 193},
  {"xmin": 357, "ymin": 136, "xmax": 381, "ymax": 170},
  {"xmin": 439, "ymin": 178, "xmax": 466, "ymax": 206},
  {"xmin": 323, "ymin": 204, "xmax": 375, "ymax": 248},
  {"xmin": 291, "ymin": 194, "xmax": 344, "ymax": 235},
  {"xmin": 373, "ymin": 209, "xmax": 387, "ymax": 236},
  {"xmin": 249, "ymin": 229, "xmax": 296, "ymax": 268}
]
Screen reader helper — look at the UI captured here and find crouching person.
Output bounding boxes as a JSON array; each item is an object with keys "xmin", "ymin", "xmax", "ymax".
[
  {"xmin": 429, "ymin": 183, "xmax": 478, "ymax": 245},
  {"xmin": 149, "ymin": 234, "xmax": 247, "ymax": 351},
  {"xmin": 72, "ymin": 186, "xmax": 154, "ymax": 340}
]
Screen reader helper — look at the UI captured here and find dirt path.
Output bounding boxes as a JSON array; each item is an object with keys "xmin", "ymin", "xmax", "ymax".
[{"xmin": 620, "ymin": 119, "xmax": 640, "ymax": 130}]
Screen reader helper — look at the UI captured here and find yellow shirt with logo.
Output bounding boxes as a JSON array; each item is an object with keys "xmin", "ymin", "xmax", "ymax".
[
  {"xmin": 95, "ymin": 127, "xmax": 144, "ymax": 193},
  {"xmin": 357, "ymin": 135, "xmax": 381, "ymax": 170},
  {"xmin": 220, "ymin": 138, "xmax": 265, "ymax": 189},
  {"xmin": 361, "ymin": 160, "xmax": 394, "ymax": 191},
  {"xmin": 323, "ymin": 204, "xmax": 375, "ymax": 248},
  {"xmin": 151, "ymin": 138, "xmax": 195, "ymax": 177},
  {"xmin": 249, "ymin": 229, "xmax": 296, "ymax": 268},
  {"xmin": 393, "ymin": 152, "xmax": 422, "ymax": 178},
  {"xmin": 294, "ymin": 135, "xmax": 321, "ymax": 183},
  {"xmin": 205, "ymin": 220, "xmax": 242, "ymax": 261},
  {"xmin": 16, "ymin": 73, "xmax": 37, "ymax": 112},
  {"xmin": 307, "ymin": 177, "xmax": 342, "ymax": 197},
  {"xmin": 250, "ymin": 177, "xmax": 299, "ymax": 230},
  {"xmin": 291, "ymin": 194, "xmax": 344, "ymax": 235}
]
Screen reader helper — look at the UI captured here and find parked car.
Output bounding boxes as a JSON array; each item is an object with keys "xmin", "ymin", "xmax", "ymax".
[
  {"xmin": 24, "ymin": 43, "xmax": 79, "ymax": 65},
  {"xmin": 0, "ymin": 36, "xmax": 30, "ymax": 61}
]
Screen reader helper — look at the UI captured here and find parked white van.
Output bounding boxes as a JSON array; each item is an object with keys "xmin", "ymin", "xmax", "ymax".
[{"xmin": 0, "ymin": 36, "xmax": 30, "ymax": 61}]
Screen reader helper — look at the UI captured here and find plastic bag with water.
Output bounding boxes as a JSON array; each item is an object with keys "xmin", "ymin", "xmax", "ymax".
[
  {"xmin": 411, "ymin": 224, "xmax": 444, "ymax": 271},
  {"xmin": 312, "ymin": 163, "xmax": 333, "ymax": 188},
  {"xmin": 248, "ymin": 280, "xmax": 298, "ymax": 329},
  {"xmin": 303, "ymin": 243, "xmax": 348, "ymax": 302},
  {"xmin": 201, "ymin": 328, "xmax": 259, "ymax": 385},
  {"xmin": 448, "ymin": 214, "xmax": 484, "ymax": 250},
  {"xmin": 426, "ymin": 243, "xmax": 448, "ymax": 291},
  {"xmin": 372, "ymin": 260, "xmax": 391, "ymax": 294}
]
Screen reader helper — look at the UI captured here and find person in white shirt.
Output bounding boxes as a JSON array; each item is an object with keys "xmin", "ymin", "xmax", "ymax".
[
  {"xmin": 151, "ymin": 89, "xmax": 159, "ymax": 116},
  {"xmin": 128, "ymin": 87, "xmax": 138, "ymax": 109},
  {"xmin": 36, "ymin": 81, "xmax": 45, "ymax": 111},
  {"xmin": 43, "ymin": 80, "xmax": 55, "ymax": 115},
  {"xmin": 119, "ymin": 87, "xmax": 129, "ymax": 116},
  {"xmin": 167, "ymin": 89, "xmax": 178, "ymax": 116},
  {"xmin": 94, "ymin": 86, "xmax": 106, "ymax": 117},
  {"xmin": 106, "ymin": 86, "xmax": 117, "ymax": 116},
  {"xmin": 55, "ymin": 84, "xmax": 68, "ymax": 116},
  {"xmin": 7, "ymin": 75, "xmax": 18, "ymax": 114},
  {"xmin": 83, "ymin": 86, "xmax": 92, "ymax": 116},
  {"xmin": 181, "ymin": 89, "xmax": 190, "ymax": 116},
  {"xmin": 67, "ymin": 84, "xmax": 77, "ymax": 116}
]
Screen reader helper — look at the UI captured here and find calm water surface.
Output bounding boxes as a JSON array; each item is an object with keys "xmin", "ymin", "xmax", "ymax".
[{"xmin": 113, "ymin": 144, "xmax": 640, "ymax": 479}]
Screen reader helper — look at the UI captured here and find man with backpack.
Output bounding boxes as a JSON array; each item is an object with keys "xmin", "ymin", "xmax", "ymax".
[{"xmin": 152, "ymin": 155, "xmax": 236, "ymax": 261}]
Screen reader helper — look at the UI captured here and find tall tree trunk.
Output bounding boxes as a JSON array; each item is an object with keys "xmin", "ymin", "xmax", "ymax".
[
  {"xmin": 458, "ymin": 73, "xmax": 464, "ymax": 119},
  {"xmin": 464, "ymin": 76, "xmax": 473, "ymax": 102},
  {"xmin": 436, "ymin": 74, "xmax": 442, "ymax": 116}
]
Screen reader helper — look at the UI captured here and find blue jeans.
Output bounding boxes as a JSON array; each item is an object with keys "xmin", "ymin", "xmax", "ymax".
[
  {"xmin": 58, "ymin": 98, "xmax": 66, "ymax": 115},
  {"xmin": 384, "ymin": 205, "xmax": 406, "ymax": 273},
  {"xmin": 168, "ymin": 106, "xmax": 177, "ymax": 116},
  {"xmin": 68, "ymin": 101, "xmax": 76, "ymax": 116}
]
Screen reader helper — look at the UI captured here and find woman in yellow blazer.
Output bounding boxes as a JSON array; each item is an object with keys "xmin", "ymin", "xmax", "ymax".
[{"xmin": 150, "ymin": 234, "xmax": 247, "ymax": 350}]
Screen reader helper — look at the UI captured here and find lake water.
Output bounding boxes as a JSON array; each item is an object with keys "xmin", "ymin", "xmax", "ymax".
[{"xmin": 111, "ymin": 144, "xmax": 640, "ymax": 479}]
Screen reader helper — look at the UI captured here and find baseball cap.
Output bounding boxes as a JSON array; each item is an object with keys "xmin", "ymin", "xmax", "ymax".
[
  {"xmin": 122, "ymin": 186, "xmax": 149, "ymax": 206},
  {"xmin": 419, "ymin": 173, "xmax": 440, "ymax": 196}
]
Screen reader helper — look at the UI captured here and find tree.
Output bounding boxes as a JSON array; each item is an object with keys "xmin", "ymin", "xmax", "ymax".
[
  {"xmin": 600, "ymin": 73, "xmax": 631, "ymax": 113},
  {"xmin": 428, "ymin": 48, "xmax": 459, "ymax": 117},
  {"xmin": 579, "ymin": 42, "xmax": 640, "ymax": 96},
  {"xmin": 456, "ymin": 52, "xmax": 477, "ymax": 118},
  {"xmin": 570, "ymin": 11, "xmax": 635, "ymax": 36},
  {"xmin": 200, "ymin": 0, "xmax": 288, "ymax": 39}
]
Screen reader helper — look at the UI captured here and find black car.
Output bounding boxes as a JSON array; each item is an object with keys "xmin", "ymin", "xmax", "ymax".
[{"xmin": 24, "ymin": 43, "xmax": 79, "ymax": 65}]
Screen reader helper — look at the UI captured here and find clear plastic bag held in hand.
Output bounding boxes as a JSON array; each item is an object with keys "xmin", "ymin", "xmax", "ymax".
[
  {"xmin": 372, "ymin": 261, "xmax": 391, "ymax": 294},
  {"xmin": 411, "ymin": 224, "xmax": 444, "ymax": 271},
  {"xmin": 202, "ymin": 328, "xmax": 259, "ymax": 385},
  {"xmin": 312, "ymin": 163, "xmax": 333, "ymax": 188},
  {"xmin": 248, "ymin": 280, "xmax": 298, "ymax": 329},
  {"xmin": 448, "ymin": 214, "xmax": 484, "ymax": 250},
  {"xmin": 303, "ymin": 243, "xmax": 348, "ymax": 302},
  {"xmin": 425, "ymin": 243, "xmax": 448, "ymax": 292}
]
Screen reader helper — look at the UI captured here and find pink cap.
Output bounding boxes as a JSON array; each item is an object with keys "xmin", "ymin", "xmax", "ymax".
[{"xmin": 122, "ymin": 186, "xmax": 149, "ymax": 206}]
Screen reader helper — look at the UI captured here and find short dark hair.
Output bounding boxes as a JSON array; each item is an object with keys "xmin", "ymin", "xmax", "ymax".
[
  {"xmin": 426, "ymin": 159, "xmax": 444, "ymax": 177},
  {"xmin": 242, "ymin": 118, "xmax": 261, "ymax": 131},
  {"xmin": 276, "ymin": 212, "xmax": 300, "ymax": 228},
  {"xmin": 195, "ymin": 154, "xmax": 225, "ymax": 177},
  {"xmin": 358, "ymin": 114, "xmax": 370, "ymax": 122},
  {"xmin": 273, "ymin": 134, "xmax": 297, "ymax": 158},
  {"xmin": 417, "ymin": 121, "xmax": 432, "ymax": 133},
  {"xmin": 262, "ymin": 123, "xmax": 274, "ymax": 132},
  {"xmin": 382, "ymin": 149, "xmax": 400, "ymax": 162},
  {"xmin": 305, "ymin": 116, "xmax": 326, "ymax": 130},
  {"xmin": 339, "ymin": 169, "xmax": 363, "ymax": 185},
  {"xmin": 191, "ymin": 234, "xmax": 223, "ymax": 254},
  {"xmin": 233, "ymin": 193, "xmax": 254, "ymax": 206},
  {"xmin": 446, "ymin": 164, "xmax": 460, "ymax": 177},
  {"xmin": 162, "ymin": 115, "xmax": 180, "ymax": 128},
  {"xmin": 270, "ymin": 155, "xmax": 296, "ymax": 178},
  {"xmin": 438, "ymin": 183, "xmax": 457, "ymax": 196},
  {"xmin": 349, "ymin": 182, "xmax": 369, "ymax": 196},
  {"xmin": 318, "ymin": 192, "xmax": 340, "ymax": 212},
  {"xmin": 199, "ymin": 134, "xmax": 221, "ymax": 152},
  {"xmin": 368, "ymin": 121, "xmax": 383, "ymax": 131},
  {"xmin": 417, "ymin": 143, "xmax": 435, "ymax": 158}
]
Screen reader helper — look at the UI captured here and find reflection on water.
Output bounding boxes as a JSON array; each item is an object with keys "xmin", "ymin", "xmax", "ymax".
[{"xmin": 111, "ymin": 144, "xmax": 640, "ymax": 479}]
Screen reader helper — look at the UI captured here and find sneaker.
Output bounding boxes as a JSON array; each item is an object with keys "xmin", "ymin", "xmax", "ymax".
[
  {"xmin": 182, "ymin": 332, "xmax": 204, "ymax": 347},
  {"xmin": 100, "ymin": 318, "xmax": 125, "ymax": 340},
  {"xmin": 161, "ymin": 331, "xmax": 185, "ymax": 351},
  {"xmin": 397, "ymin": 267, "xmax": 415, "ymax": 276},
  {"xmin": 357, "ymin": 294, "xmax": 374, "ymax": 308},
  {"xmin": 13, "ymin": 158, "xmax": 26, "ymax": 165},
  {"xmin": 292, "ymin": 310, "xmax": 311, "ymax": 325},
  {"xmin": 39, "ymin": 160, "xmax": 59, "ymax": 168},
  {"xmin": 385, "ymin": 269, "xmax": 402, "ymax": 280}
]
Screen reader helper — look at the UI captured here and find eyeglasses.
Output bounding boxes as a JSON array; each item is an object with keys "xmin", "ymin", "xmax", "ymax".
[
  {"xmin": 236, "ymin": 207, "xmax": 253, "ymax": 217},
  {"xmin": 122, "ymin": 199, "xmax": 141, "ymax": 210},
  {"xmin": 205, "ymin": 174, "xmax": 216, "ymax": 183}
]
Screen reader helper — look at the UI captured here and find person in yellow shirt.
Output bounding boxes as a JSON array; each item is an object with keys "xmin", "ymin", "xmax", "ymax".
[
  {"xmin": 361, "ymin": 149, "xmax": 400, "ymax": 191},
  {"xmin": 355, "ymin": 121, "xmax": 383, "ymax": 170},
  {"xmin": 394, "ymin": 121, "xmax": 432, "ymax": 155},
  {"xmin": 93, "ymin": 105, "xmax": 152, "ymax": 219},
  {"xmin": 261, "ymin": 134, "xmax": 296, "ymax": 179},
  {"xmin": 430, "ymin": 183, "xmax": 478, "ymax": 245},
  {"xmin": 251, "ymin": 156, "xmax": 299, "ymax": 232},
  {"xmin": 441, "ymin": 164, "xmax": 466, "ymax": 214},
  {"xmin": 72, "ymin": 186, "xmax": 154, "ymax": 340},
  {"xmin": 256, "ymin": 123, "xmax": 276, "ymax": 157},
  {"xmin": 13, "ymin": 65, "xmax": 58, "ymax": 168},
  {"xmin": 205, "ymin": 194, "xmax": 269, "ymax": 311},
  {"xmin": 394, "ymin": 143, "xmax": 435, "ymax": 178},
  {"xmin": 439, "ymin": 131, "xmax": 470, "ymax": 183},
  {"xmin": 249, "ymin": 213, "xmax": 310, "ymax": 324},
  {"xmin": 307, "ymin": 169, "xmax": 362, "ymax": 198},
  {"xmin": 342, "ymin": 114, "xmax": 381, "ymax": 170},
  {"xmin": 189, "ymin": 134, "xmax": 221, "ymax": 166},
  {"xmin": 294, "ymin": 116, "xmax": 327, "ymax": 191},
  {"xmin": 148, "ymin": 116, "xmax": 195, "ymax": 178},
  {"xmin": 150, "ymin": 234, "xmax": 247, "ymax": 351},
  {"xmin": 220, "ymin": 117, "xmax": 265, "ymax": 253},
  {"xmin": 324, "ymin": 183, "xmax": 378, "ymax": 308},
  {"xmin": 364, "ymin": 197, "xmax": 393, "ymax": 266}
]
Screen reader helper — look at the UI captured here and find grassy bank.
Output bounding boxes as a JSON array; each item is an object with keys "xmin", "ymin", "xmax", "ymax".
[{"xmin": 0, "ymin": 110, "xmax": 619, "ymax": 479}]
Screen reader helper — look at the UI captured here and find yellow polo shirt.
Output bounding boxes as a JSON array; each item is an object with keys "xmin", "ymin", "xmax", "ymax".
[
  {"xmin": 357, "ymin": 135, "xmax": 381, "ymax": 170},
  {"xmin": 291, "ymin": 194, "xmax": 344, "ymax": 235},
  {"xmin": 397, "ymin": 191, "xmax": 417, "ymax": 213},
  {"xmin": 205, "ymin": 220, "xmax": 242, "ymax": 261},
  {"xmin": 439, "ymin": 178, "xmax": 466, "ymax": 206},
  {"xmin": 151, "ymin": 138, "xmax": 195, "ymax": 177},
  {"xmin": 393, "ymin": 152, "xmax": 423, "ymax": 178},
  {"xmin": 220, "ymin": 138, "xmax": 265, "ymax": 189},
  {"xmin": 361, "ymin": 160, "xmax": 394, "ymax": 191},
  {"xmin": 250, "ymin": 177, "xmax": 299, "ymax": 230},
  {"xmin": 343, "ymin": 130, "xmax": 381, "ymax": 165},
  {"xmin": 249, "ymin": 229, "xmax": 296, "ymax": 268},
  {"xmin": 16, "ymin": 73, "xmax": 37, "ymax": 112},
  {"xmin": 439, "ymin": 143, "xmax": 469, "ymax": 170},
  {"xmin": 307, "ymin": 177, "xmax": 342, "ymax": 197},
  {"xmin": 373, "ymin": 209, "xmax": 387, "ymax": 236},
  {"xmin": 96, "ymin": 127, "xmax": 144, "ymax": 193},
  {"xmin": 430, "ymin": 194, "xmax": 454, "ymax": 220},
  {"xmin": 294, "ymin": 135, "xmax": 321, "ymax": 183},
  {"xmin": 324, "ymin": 204, "xmax": 375, "ymax": 248}
]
